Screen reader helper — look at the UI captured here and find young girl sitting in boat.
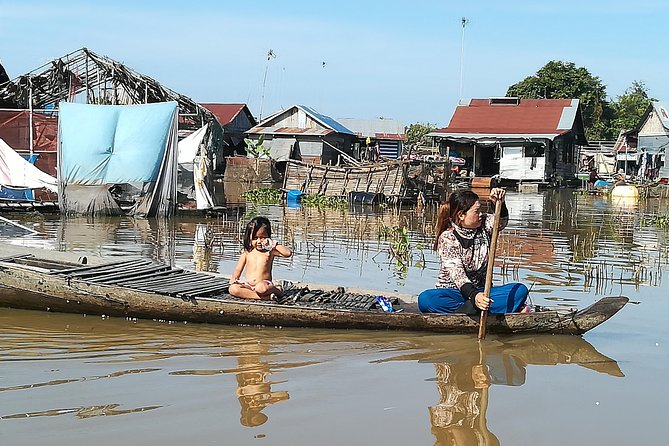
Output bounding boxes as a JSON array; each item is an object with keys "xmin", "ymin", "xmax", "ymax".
[{"xmin": 229, "ymin": 216, "xmax": 292, "ymax": 300}]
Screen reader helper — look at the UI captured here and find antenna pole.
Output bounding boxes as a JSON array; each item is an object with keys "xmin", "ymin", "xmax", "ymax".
[
  {"xmin": 459, "ymin": 17, "xmax": 468, "ymax": 104},
  {"xmin": 259, "ymin": 49, "xmax": 275, "ymax": 121}
]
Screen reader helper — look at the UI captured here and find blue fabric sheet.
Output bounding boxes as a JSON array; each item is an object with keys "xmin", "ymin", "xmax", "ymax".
[
  {"xmin": 59, "ymin": 102, "xmax": 178, "ymax": 185},
  {"xmin": 0, "ymin": 154, "xmax": 39, "ymax": 201}
]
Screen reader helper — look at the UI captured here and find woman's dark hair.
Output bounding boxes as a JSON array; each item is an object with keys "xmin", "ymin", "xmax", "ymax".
[
  {"xmin": 243, "ymin": 216, "xmax": 272, "ymax": 251},
  {"xmin": 433, "ymin": 190, "xmax": 479, "ymax": 249}
]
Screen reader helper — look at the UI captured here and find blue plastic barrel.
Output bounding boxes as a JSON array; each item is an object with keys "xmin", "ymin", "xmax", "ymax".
[{"xmin": 286, "ymin": 190, "xmax": 303, "ymax": 200}]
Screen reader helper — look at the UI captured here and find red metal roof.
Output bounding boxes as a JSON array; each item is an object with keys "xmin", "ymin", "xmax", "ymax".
[
  {"xmin": 375, "ymin": 133, "xmax": 405, "ymax": 140},
  {"xmin": 435, "ymin": 98, "xmax": 575, "ymax": 135},
  {"xmin": 201, "ymin": 103, "xmax": 249, "ymax": 126}
]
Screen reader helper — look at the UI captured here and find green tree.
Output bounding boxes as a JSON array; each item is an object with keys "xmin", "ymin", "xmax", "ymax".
[
  {"xmin": 506, "ymin": 61, "xmax": 612, "ymax": 140},
  {"xmin": 405, "ymin": 122, "xmax": 436, "ymax": 146},
  {"xmin": 609, "ymin": 81, "xmax": 655, "ymax": 136},
  {"xmin": 244, "ymin": 134, "xmax": 269, "ymax": 158}
]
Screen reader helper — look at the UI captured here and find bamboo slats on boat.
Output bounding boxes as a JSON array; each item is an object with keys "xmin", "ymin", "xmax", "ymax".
[{"xmin": 44, "ymin": 258, "xmax": 387, "ymax": 312}]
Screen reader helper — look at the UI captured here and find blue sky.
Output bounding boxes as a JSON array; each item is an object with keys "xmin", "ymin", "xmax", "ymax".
[{"xmin": 1, "ymin": 0, "xmax": 667, "ymax": 126}]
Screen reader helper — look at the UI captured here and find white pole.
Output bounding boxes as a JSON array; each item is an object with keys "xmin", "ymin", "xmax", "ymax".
[
  {"xmin": 459, "ymin": 17, "xmax": 468, "ymax": 104},
  {"xmin": 259, "ymin": 49, "xmax": 275, "ymax": 122},
  {"xmin": 28, "ymin": 75, "xmax": 33, "ymax": 156}
]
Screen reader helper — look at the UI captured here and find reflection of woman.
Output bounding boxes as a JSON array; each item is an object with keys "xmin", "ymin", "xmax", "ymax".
[
  {"xmin": 429, "ymin": 362, "xmax": 499, "ymax": 446},
  {"xmin": 419, "ymin": 189, "xmax": 528, "ymax": 314},
  {"xmin": 234, "ymin": 343, "xmax": 289, "ymax": 427},
  {"xmin": 425, "ymin": 336, "xmax": 622, "ymax": 445}
]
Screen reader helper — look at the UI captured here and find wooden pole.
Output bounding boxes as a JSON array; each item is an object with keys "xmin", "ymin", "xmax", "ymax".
[
  {"xmin": 477, "ymin": 198, "xmax": 503, "ymax": 340},
  {"xmin": 28, "ymin": 76, "xmax": 33, "ymax": 156}
]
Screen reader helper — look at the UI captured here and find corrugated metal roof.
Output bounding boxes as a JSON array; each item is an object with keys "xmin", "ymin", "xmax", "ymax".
[
  {"xmin": 652, "ymin": 102, "xmax": 669, "ymax": 130},
  {"xmin": 557, "ymin": 100, "xmax": 580, "ymax": 130},
  {"xmin": 433, "ymin": 98, "xmax": 581, "ymax": 136},
  {"xmin": 266, "ymin": 137, "xmax": 296, "ymax": 161},
  {"xmin": 248, "ymin": 125, "xmax": 333, "ymax": 136},
  {"xmin": 375, "ymin": 133, "xmax": 404, "ymax": 140},
  {"xmin": 202, "ymin": 103, "xmax": 256, "ymax": 126},
  {"xmin": 298, "ymin": 105, "xmax": 354, "ymax": 135},
  {"xmin": 248, "ymin": 105, "xmax": 353, "ymax": 136},
  {"xmin": 427, "ymin": 132, "xmax": 561, "ymax": 143},
  {"xmin": 337, "ymin": 118, "xmax": 406, "ymax": 139}
]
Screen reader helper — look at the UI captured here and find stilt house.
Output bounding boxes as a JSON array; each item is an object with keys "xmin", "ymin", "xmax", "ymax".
[
  {"xmin": 337, "ymin": 118, "xmax": 406, "ymax": 160},
  {"xmin": 428, "ymin": 98, "xmax": 587, "ymax": 183},
  {"xmin": 245, "ymin": 105, "xmax": 356, "ymax": 165},
  {"xmin": 202, "ymin": 103, "xmax": 256, "ymax": 154},
  {"xmin": 634, "ymin": 101, "xmax": 669, "ymax": 181}
]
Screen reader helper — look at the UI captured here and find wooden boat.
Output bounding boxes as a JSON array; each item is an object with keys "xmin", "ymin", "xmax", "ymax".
[{"xmin": 0, "ymin": 254, "xmax": 628, "ymax": 335}]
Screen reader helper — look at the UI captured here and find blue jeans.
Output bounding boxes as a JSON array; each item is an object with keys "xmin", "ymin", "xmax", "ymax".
[{"xmin": 418, "ymin": 283, "xmax": 528, "ymax": 314}]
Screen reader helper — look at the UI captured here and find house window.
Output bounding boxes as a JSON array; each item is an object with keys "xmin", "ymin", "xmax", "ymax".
[
  {"xmin": 563, "ymin": 141, "xmax": 574, "ymax": 164},
  {"xmin": 524, "ymin": 146, "xmax": 544, "ymax": 157}
]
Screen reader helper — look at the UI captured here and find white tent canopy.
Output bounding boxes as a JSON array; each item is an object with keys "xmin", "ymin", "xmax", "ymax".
[
  {"xmin": 178, "ymin": 124, "xmax": 209, "ymax": 168},
  {"xmin": 0, "ymin": 137, "xmax": 57, "ymax": 192}
]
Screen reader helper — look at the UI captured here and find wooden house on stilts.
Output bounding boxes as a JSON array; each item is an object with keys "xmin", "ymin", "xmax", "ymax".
[{"xmin": 428, "ymin": 98, "xmax": 587, "ymax": 185}]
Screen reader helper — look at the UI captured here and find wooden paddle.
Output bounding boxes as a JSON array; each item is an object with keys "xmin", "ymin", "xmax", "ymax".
[{"xmin": 477, "ymin": 197, "xmax": 503, "ymax": 340}]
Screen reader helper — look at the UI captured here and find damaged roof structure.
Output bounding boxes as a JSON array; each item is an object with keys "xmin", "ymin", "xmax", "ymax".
[{"xmin": 0, "ymin": 47, "xmax": 225, "ymax": 157}]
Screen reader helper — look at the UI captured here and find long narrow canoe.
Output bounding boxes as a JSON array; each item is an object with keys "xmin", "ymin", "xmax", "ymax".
[{"xmin": 0, "ymin": 254, "xmax": 628, "ymax": 335}]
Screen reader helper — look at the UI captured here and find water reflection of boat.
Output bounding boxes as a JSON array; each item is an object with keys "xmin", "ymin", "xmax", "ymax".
[
  {"xmin": 421, "ymin": 336, "xmax": 622, "ymax": 445},
  {"xmin": 0, "ymin": 254, "xmax": 629, "ymax": 335}
]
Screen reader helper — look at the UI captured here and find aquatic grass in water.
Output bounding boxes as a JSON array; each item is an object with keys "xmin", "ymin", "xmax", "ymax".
[
  {"xmin": 301, "ymin": 195, "xmax": 348, "ymax": 210},
  {"xmin": 241, "ymin": 188, "xmax": 282, "ymax": 204},
  {"xmin": 377, "ymin": 224, "xmax": 426, "ymax": 278},
  {"xmin": 641, "ymin": 214, "xmax": 669, "ymax": 229}
]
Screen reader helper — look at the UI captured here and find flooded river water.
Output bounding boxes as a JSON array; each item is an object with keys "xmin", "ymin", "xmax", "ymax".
[{"xmin": 1, "ymin": 189, "xmax": 668, "ymax": 445}]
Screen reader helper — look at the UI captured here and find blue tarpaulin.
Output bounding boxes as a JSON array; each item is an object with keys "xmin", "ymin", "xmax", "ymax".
[
  {"xmin": 0, "ymin": 154, "xmax": 38, "ymax": 201},
  {"xmin": 57, "ymin": 102, "xmax": 178, "ymax": 217},
  {"xmin": 59, "ymin": 102, "xmax": 177, "ymax": 184}
]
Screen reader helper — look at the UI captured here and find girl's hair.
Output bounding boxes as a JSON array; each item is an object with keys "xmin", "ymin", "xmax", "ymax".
[
  {"xmin": 433, "ymin": 190, "xmax": 479, "ymax": 249},
  {"xmin": 243, "ymin": 216, "xmax": 272, "ymax": 251}
]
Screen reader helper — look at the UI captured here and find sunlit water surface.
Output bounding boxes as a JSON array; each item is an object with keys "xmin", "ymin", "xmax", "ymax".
[{"xmin": 1, "ymin": 189, "xmax": 667, "ymax": 445}]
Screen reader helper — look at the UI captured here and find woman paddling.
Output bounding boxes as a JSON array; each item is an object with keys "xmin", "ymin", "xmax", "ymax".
[{"xmin": 418, "ymin": 188, "xmax": 529, "ymax": 314}]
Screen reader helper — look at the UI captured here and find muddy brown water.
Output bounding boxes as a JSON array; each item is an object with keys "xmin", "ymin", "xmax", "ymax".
[{"xmin": 1, "ymin": 189, "xmax": 667, "ymax": 445}]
